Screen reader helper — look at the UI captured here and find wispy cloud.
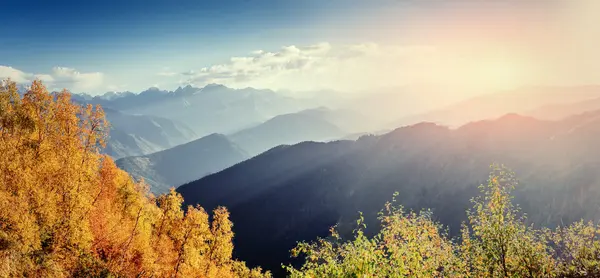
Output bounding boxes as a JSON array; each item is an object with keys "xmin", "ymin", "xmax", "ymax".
[
  {"xmin": 0, "ymin": 66, "xmax": 104, "ymax": 93},
  {"xmin": 174, "ymin": 42, "xmax": 438, "ymax": 92}
]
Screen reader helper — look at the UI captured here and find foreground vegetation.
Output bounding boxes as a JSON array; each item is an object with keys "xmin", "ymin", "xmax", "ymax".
[
  {"xmin": 0, "ymin": 80, "xmax": 269, "ymax": 277},
  {"xmin": 2, "ymin": 80, "xmax": 600, "ymax": 277},
  {"xmin": 286, "ymin": 166, "xmax": 600, "ymax": 277}
]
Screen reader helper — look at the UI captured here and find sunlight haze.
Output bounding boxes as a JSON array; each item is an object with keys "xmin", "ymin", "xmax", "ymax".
[
  {"xmin": 3, "ymin": 1, "xmax": 600, "ymax": 277},
  {"xmin": 1, "ymin": 0, "xmax": 597, "ymax": 99}
]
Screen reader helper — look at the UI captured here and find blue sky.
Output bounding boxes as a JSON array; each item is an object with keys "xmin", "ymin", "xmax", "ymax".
[
  {"xmin": 2, "ymin": 0, "xmax": 343, "ymax": 65},
  {"xmin": 0, "ymin": 0, "xmax": 394, "ymax": 93},
  {"xmin": 1, "ymin": 0, "xmax": 598, "ymax": 95}
]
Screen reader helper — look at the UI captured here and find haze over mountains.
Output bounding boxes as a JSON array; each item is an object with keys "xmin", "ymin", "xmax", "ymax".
[
  {"xmin": 103, "ymin": 108, "xmax": 197, "ymax": 159},
  {"xmin": 73, "ymin": 84, "xmax": 315, "ymax": 137},
  {"xmin": 31, "ymin": 81, "xmax": 600, "ymax": 275},
  {"xmin": 5, "ymin": 0, "xmax": 600, "ymax": 276},
  {"xmin": 178, "ymin": 110, "xmax": 600, "ymax": 274},
  {"xmin": 113, "ymin": 106, "xmax": 372, "ymax": 191},
  {"xmin": 75, "ymin": 83, "xmax": 600, "ymax": 140},
  {"xmin": 71, "ymin": 84, "xmax": 600, "ymax": 194},
  {"xmin": 526, "ymin": 95, "xmax": 600, "ymax": 120},
  {"xmin": 229, "ymin": 107, "xmax": 363, "ymax": 156},
  {"xmin": 391, "ymin": 86, "xmax": 600, "ymax": 128},
  {"xmin": 10, "ymin": 78, "xmax": 600, "ymax": 276},
  {"xmin": 116, "ymin": 133, "xmax": 248, "ymax": 194}
]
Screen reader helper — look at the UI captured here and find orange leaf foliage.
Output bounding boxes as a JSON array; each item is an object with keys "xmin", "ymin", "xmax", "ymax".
[{"xmin": 0, "ymin": 80, "xmax": 269, "ymax": 278}]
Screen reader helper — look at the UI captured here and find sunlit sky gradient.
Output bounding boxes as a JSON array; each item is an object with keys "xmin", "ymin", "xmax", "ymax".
[{"xmin": 0, "ymin": 0, "xmax": 598, "ymax": 95}]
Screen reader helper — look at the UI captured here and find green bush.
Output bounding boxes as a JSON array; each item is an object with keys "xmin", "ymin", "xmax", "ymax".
[{"xmin": 287, "ymin": 165, "xmax": 600, "ymax": 277}]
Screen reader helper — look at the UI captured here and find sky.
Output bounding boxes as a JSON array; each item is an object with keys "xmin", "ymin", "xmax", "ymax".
[{"xmin": 0, "ymin": 0, "xmax": 599, "ymax": 96}]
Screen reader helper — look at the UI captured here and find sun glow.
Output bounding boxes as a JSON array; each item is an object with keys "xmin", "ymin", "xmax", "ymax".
[
  {"xmin": 432, "ymin": 54, "xmax": 529, "ymax": 94},
  {"xmin": 472, "ymin": 60, "xmax": 522, "ymax": 91}
]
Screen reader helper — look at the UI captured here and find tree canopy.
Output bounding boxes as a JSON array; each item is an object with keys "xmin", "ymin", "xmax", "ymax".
[
  {"xmin": 2, "ymin": 80, "xmax": 600, "ymax": 277},
  {"xmin": 287, "ymin": 165, "xmax": 600, "ymax": 277},
  {"xmin": 0, "ymin": 80, "xmax": 269, "ymax": 277}
]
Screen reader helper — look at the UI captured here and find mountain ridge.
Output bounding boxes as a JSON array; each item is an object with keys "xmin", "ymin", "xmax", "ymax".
[
  {"xmin": 178, "ymin": 111, "xmax": 600, "ymax": 274},
  {"xmin": 116, "ymin": 133, "xmax": 248, "ymax": 194},
  {"xmin": 104, "ymin": 108, "xmax": 196, "ymax": 159},
  {"xmin": 229, "ymin": 108, "xmax": 350, "ymax": 156}
]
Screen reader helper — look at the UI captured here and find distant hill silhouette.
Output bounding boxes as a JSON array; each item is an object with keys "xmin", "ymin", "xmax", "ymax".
[
  {"xmin": 73, "ymin": 84, "xmax": 314, "ymax": 137},
  {"xmin": 178, "ymin": 111, "xmax": 600, "ymax": 275},
  {"xmin": 229, "ymin": 108, "xmax": 350, "ymax": 156},
  {"xmin": 526, "ymin": 96, "xmax": 600, "ymax": 120},
  {"xmin": 103, "ymin": 108, "xmax": 196, "ymax": 159},
  {"xmin": 391, "ymin": 86, "xmax": 600, "ymax": 128},
  {"xmin": 116, "ymin": 133, "xmax": 248, "ymax": 194}
]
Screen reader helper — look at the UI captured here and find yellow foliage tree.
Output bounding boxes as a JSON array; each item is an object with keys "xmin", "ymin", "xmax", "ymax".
[
  {"xmin": 287, "ymin": 165, "xmax": 600, "ymax": 277},
  {"xmin": 0, "ymin": 80, "xmax": 269, "ymax": 278}
]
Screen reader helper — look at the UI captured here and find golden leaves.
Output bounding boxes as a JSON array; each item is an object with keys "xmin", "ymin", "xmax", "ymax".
[{"xmin": 0, "ymin": 80, "xmax": 269, "ymax": 278}]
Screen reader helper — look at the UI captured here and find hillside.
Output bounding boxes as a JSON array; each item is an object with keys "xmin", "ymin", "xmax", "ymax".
[
  {"xmin": 74, "ymin": 84, "xmax": 314, "ymax": 137},
  {"xmin": 391, "ymin": 85, "xmax": 600, "ymax": 128},
  {"xmin": 0, "ymin": 80, "xmax": 268, "ymax": 277},
  {"xmin": 526, "ymin": 96, "xmax": 600, "ymax": 120},
  {"xmin": 229, "ymin": 109, "xmax": 348, "ymax": 156},
  {"xmin": 103, "ymin": 108, "xmax": 196, "ymax": 159},
  {"xmin": 178, "ymin": 111, "xmax": 600, "ymax": 274},
  {"xmin": 116, "ymin": 133, "xmax": 248, "ymax": 194}
]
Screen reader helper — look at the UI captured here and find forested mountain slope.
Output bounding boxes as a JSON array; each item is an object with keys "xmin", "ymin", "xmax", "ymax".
[
  {"xmin": 179, "ymin": 111, "xmax": 600, "ymax": 274},
  {"xmin": 116, "ymin": 133, "xmax": 248, "ymax": 194},
  {"xmin": 229, "ymin": 109, "xmax": 347, "ymax": 156},
  {"xmin": 103, "ymin": 108, "xmax": 196, "ymax": 159}
]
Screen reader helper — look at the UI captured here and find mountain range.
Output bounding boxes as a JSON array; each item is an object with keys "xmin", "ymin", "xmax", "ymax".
[
  {"xmin": 16, "ymin": 81, "xmax": 600, "ymax": 276},
  {"xmin": 525, "ymin": 96, "xmax": 600, "ymax": 120},
  {"xmin": 177, "ymin": 110, "xmax": 600, "ymax": 275},
  {"xmin": 391, "ymin": 85, "xmax": 600, "ymax": 128},
  {"xmin": 114, "ymin": 107, "xmax": 369, "ymax": 193},
  {"xmin": 229, "ymin": 107, "xmax": 360, "ymax": 156},
  {"xmin": 73, "ymin": 84, "xmax": 315, "ymax": 137},
  {"xmin": 116, "ymin": 133, "xmax": 248, "ymax": 194},
  {"xmin": 103, "ymin": 108, "xmax": 196, "ymax": 159}
]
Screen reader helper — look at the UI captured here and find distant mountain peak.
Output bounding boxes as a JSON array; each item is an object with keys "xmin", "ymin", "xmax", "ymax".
[
  {"xmin": 99, "ymin": 91, "xmax": 131, "ymax": 100},
  {"xmin": 496, "ymin": 113, "xmax": 534, "ymax": 121},
  {"xmin": 484, "ymin": 113, "xmax": 543, "ymax": 127},
  {"xmin": 384, "ymin": 122, "xmax": 450, "ymax": 142},
  {"xmin": 202, "ymin": 133, "xmax": 229, "ymax": 140},
  {"xmin": 204, "ymin": 83, "xmax": 224, "ymax": 88},
  {"xmin": 139, "ymin": 87, "xmax": 169, "ymax": 96},
  {"xmin": 174, "ymin": 84, "xmax": 200, "ymax": 96},
  {"xmin": 397, "ymin": 122, "xmax": 447, "ymax": 132},
  {"xmin": 202, "ymin": 83, "xmax": 227, "ymax": 91}
]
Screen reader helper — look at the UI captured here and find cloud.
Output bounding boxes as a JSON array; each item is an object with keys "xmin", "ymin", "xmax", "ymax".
[
  {"xmin": 0, "ymin": 66, "xmax": 104, "ymax": 93},
  {"xmin": 0, "ymin": 66, "xmax": 31, "ymax": 83},
  {"xmin": 50, "ymin": 67, "xmax": 103, "ymax": 91},
  {"xmin": 176, "ymin": 42, "xmax": 438, "ymax": 92}
]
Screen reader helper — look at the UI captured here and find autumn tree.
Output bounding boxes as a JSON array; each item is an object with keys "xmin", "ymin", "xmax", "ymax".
[
  {"xmin": 285, "ymin": 194, "xmax": 460, "ymax": 277},
  {"xmin": 551, "ymin": 220, "xmax": 600, "ymax": 277},
  {"xmin": 288, "ymin": 165, "xmax": 600, "ymax": 277},
  {"xmin": 0, "ymin": 80, "xmax": 269, "ymax": 278},
  {"xmin": 457, "ymin": 165, "xmax": 556, "ymax": 277}
]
